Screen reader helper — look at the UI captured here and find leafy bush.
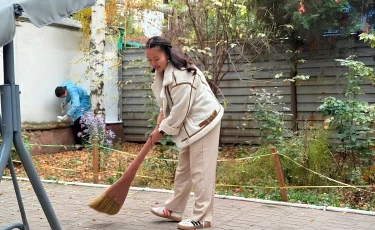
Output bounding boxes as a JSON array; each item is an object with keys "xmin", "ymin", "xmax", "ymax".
[
  {"xmin": 318, "ymin": 56, "xmax": 375, "ymax": 174},
  {"xmin": 216, "ymin": 146, "xmax": 277, "ymax": 194},
  {"xmin": 278, "ymin": 125, "xmax": 333, "ymax": 186},
  {"xmin": 79, "ymin": 112, "xmax": 116, "ymax": 147},
  {"xmin": 244, "ymin": 87, "xmax": 292, "ymax": 145}
]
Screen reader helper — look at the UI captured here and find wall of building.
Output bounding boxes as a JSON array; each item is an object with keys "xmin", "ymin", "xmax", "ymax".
[{"xmin": 0, "ymin": 18, "xmax": 121, "ymax": 124}]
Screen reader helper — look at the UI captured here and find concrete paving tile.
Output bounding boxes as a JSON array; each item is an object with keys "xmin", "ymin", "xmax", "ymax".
[{"xmin": 1, "ymin": 180, "xmax": 375, "ymax": 230}]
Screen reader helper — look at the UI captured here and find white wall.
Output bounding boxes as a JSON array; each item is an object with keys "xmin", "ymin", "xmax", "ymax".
[{"xmin": 0, "ymin": 19, "xmax": 120, "ymax": 123}]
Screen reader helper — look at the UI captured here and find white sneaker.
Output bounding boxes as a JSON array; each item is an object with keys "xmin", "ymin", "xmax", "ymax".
[
  {"xmin": 177, "ymin": 218, "xmax": 211, "ymax": 229},
  {"xmin": 151, "ymin": 207, "xmax": 182, "ymax": 222}
]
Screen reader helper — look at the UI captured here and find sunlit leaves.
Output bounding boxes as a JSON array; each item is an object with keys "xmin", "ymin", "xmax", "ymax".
[{"xmin": 359, "ymin": 33, "xmax": 375, "ymax": 48}]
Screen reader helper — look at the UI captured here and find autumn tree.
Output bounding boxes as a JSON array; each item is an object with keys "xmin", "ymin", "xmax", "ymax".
[
  {"xmin": 258, "ymin": 0, "xmax": 363, "ymax": 130},
  {"xmin": 161, "ymin": 0, "xmax": 277, "ymax": 97},
  {"xmin": 160, "ymin": 0, "xmax": 366, "ymax": 131}
]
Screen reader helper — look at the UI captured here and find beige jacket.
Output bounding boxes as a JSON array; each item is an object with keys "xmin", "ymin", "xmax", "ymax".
[{"xmin": 151, "ymin": 63, "xmax": 224, "ymax": 148}]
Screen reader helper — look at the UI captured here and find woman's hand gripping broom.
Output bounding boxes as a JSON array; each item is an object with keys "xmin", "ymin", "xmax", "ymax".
[{"xmin": 88, "ymin": 137, "xmax": 155, "ymax": 215}]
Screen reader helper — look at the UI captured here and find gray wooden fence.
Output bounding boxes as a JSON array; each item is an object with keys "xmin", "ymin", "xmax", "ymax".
[{"xmin": 121, "ymin": 39, "xmax": 375, "ymax": 144}]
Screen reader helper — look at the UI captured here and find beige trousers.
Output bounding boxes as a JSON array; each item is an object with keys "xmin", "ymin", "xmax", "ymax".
[{"xmin": 165, "ymin": 122, "xmax": 221, "ymax": 222}]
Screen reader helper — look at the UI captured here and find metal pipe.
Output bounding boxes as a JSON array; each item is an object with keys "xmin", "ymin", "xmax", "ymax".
[
  {"xmin": 8, "ymin": 157, "xmax": 29, "ymax": 230},
  {"xmin": 12, "ymin": 82, "xmax": 61, "ymax": 229},
  {"xmin": 14, "ymin": 132, "xmax": 62, "ymax": 230},
  {"xmin": 1, "ymin": 41, "xmax": 61, "ymax": 229},
  {"xmin": 0, "ymin": 85, "xmax": 13, "ymax": 180},
  {"xmin": 1, "ymin": 222, "xmax": 24, "ymax": 230},
  {"xmin": 3, "ymin": 41, "xmax": 15, "ymax": 85}
]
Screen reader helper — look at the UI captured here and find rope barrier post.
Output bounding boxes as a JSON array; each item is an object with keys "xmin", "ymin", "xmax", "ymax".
[
  {"xmin": 92, "ymin": 139, "xmax": 99, "ymax": 184},
  {"xmin": 271, "ymin": 146, "xmax": 288, "ymax": 202}
]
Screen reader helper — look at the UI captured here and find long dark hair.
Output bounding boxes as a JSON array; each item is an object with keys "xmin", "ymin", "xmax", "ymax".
[{"xmin": 145, "ymin": 36, "xmax": 196, "ymax": 75}]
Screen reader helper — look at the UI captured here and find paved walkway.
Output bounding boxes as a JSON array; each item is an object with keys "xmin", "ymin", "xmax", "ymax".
[{"xmin": 0, "ymin": 179, "xmax": 375, "ymax": 230}]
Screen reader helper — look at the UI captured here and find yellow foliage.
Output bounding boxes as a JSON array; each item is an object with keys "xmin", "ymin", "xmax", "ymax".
[
  {"xmin": 75, "ymin": 8, "xmax": 91, "ymax": 35},
  {"xmin": 125, "ymin": 0, "xmax": 159, "ymax": 10},
  {"xmin": 72, "ymin": 0, "xmax": 157, "ymax": 51},
  {"xmin": 362, "ymin": 166, "xmax": 375, "ymax": 183},
  {"xmin": 106, "ymin": 0, "xmax": 118, "ymax": 27}
]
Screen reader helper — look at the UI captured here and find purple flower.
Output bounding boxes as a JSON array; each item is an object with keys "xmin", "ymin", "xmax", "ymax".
[
  {"xmin": 105, "ymin": 139, "xmax": 113, "ymax": 146},
  {"xmin": 108, "ymin": 130, "xmax": 116, "ymax": 138},
  {"xmin": 79, "ymin": 112, "xmax": 115, "ymax": 147}
]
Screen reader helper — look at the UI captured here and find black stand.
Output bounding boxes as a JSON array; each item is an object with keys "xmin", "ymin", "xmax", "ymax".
[{"xmin": 0, "ymin": 41, "xmax": 61, "ymax": 230}]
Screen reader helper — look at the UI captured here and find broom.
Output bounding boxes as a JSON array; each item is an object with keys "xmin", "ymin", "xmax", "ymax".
[{"xmin": 88, "ymin": 137, "xmax": 155, "ymax": 215}]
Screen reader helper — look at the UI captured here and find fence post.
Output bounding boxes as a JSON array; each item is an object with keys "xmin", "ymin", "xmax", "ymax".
[
  {"xmin": 92, "ymin": 139, "xmax": 99, "ymax": 183},
  {"xmin": 271, "ymin": 146, "xmax": 288, "ymax": 202}
]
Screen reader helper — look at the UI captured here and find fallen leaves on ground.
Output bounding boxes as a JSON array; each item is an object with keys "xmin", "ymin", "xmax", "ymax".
[{"xmin": 5, "ymin": 142, "xmax": 242, "ymax": 186}]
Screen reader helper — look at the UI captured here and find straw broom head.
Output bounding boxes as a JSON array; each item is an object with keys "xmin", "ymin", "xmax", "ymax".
[
  {"xmin": 88, "ymin": 138, "xmax": 154, "ymax": 215},
  {"xmin": 88, "ymin": 193, "xmax": 122, "ymax": 215}
]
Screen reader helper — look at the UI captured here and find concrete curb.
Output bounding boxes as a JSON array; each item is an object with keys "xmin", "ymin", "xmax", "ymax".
[{"xmin": 3, "ymin": 176, "xmax": 375, "ymax": 216}]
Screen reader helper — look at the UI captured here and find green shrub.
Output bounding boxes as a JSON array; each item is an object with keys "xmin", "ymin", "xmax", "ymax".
[
  {"xmin": 278, "ymin": 126, "xmax": 333, "ymax": 186},
  {"xmin": 216, "ymin": 146, "xmax": 277, "ymax": 195}
]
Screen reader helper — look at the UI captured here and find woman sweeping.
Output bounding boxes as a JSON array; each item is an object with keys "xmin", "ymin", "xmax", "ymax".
[{"xmin": 146, "ymin": 36, "xmax": 224, "ymax": 230}]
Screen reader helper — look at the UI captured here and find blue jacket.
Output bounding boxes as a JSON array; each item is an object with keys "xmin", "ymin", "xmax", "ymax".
[{"xmin": 62, "ymin": 82, "xmax": 91, "ymax": 121}]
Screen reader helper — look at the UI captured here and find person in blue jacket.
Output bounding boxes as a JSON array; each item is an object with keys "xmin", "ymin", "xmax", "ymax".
[{"xmin": 55, "ymin": 82, "xmax": 91, "ymax": 149}]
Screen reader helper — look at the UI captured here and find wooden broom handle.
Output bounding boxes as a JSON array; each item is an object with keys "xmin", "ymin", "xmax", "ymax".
[
  {"xmin": 104, "ymin": 137, "xmax": 156, "ymax": 204},
  {"xmin": 123, "ymin": 137, "xmax": 154, "ymax": 177}
]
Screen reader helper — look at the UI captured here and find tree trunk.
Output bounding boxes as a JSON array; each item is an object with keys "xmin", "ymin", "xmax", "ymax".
[{"xmin": 89, "ymin": 0, "xmax": 106, "ymax": 119}]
